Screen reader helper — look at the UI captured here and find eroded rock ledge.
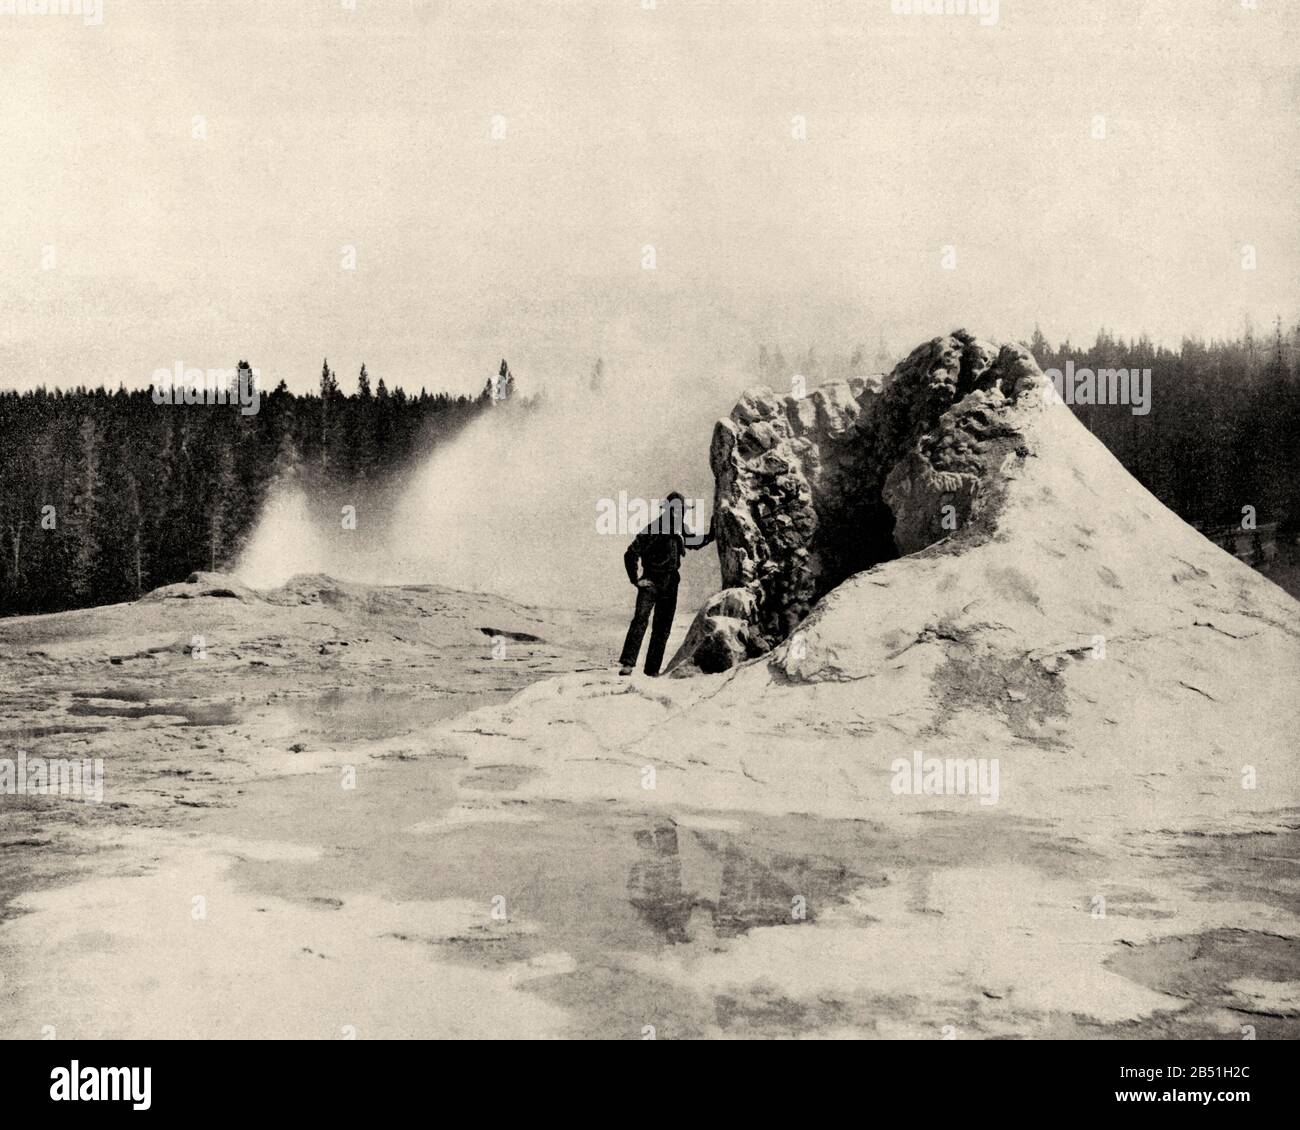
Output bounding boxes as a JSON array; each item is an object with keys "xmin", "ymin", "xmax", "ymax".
[{"xmin": 668, "ymin": 331, "xmax": 1043, "ymax": 674}]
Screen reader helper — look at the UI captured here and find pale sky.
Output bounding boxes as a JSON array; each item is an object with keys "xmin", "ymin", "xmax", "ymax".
[{"xmin": 2, "ymin": 0, "xmax": 1297, "ymax": 397}]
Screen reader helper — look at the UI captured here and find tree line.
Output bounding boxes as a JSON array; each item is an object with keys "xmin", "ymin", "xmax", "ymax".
[{"xmin": 0, "ymin": 361, "xmax": 503, "ymax": 616}]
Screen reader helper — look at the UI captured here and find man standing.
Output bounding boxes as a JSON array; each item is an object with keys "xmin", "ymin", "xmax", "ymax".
[{"xmin": 618, "ymin": 492, "xmax": 714, "ymax": 677}]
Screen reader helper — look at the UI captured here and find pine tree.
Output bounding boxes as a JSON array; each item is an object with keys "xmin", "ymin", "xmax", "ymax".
[
  {"xmin": 1029, "ymin": 324, "xmax": 1050, "ymax": 365},
  {"xmin": 348, "ymin": 365, "xmax": 377, "ymax": 479},
  {"xmin": 873, "ymin": 332, "xmax": 891, "ymax": 371},
  {"xmin": 485, "ymin": 359, "xmax": 514, "ymax": 403},
  {"xmin": 319, "ymin": 359, "xmax": 342, "ymax": 472},
  {"xmin": 67, "ymin": 415, "xmax": 103, "ymax": 602},
  {"xmin": 207, "ymin": 440, "xmax": 239, "ymax": 572},
  {"xmin": 1251, "ymin": 529, "xmax": 1266, "ymax": 566}
]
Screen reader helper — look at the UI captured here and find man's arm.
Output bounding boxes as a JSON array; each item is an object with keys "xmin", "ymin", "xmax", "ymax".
[
  {"xmin": 623, "ymin": 535, "xmax": 643, "ymax": 584},
  {"xmin": 685, "ymin": 525, "xmax": 715, "ymax": 550}
]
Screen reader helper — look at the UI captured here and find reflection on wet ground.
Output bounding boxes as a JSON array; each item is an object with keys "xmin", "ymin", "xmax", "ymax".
[
  {"xmin": 68, "ymin": 700, "xmax": 241, "ymax": 726},
  {"xmin": 1106, "ymin": 926, "xmax": 1297, "ymax": 1005},
  {"xmin": 0, "ymin": 724, "xmax": 109, "ymax": 740},
  {"xmin": 69, "ymin": 689, "xmax": 156, "ymax": 703},
  {"xmin": 199, "ymin": 752, "xmax": 882, "ymax": 978},
  {"xmin": 196, "ymin": 752, "xmax": 1128, "ymax": 1036},
  {"xmin": 626, "ymin": 820, "xmax": 869, "ymax": 943},
  {"xmin": 54, "ymin": 687, "xmax": 514, "ymax": 742},
  {"xmin": 267, "ymin": 688, "xmax": 517, "ymax": 742}
]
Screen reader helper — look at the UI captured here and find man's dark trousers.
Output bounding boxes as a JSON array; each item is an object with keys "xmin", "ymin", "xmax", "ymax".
[{"xmin": 619, "ymin": 571, "xmax": 679, "ymax": 675}]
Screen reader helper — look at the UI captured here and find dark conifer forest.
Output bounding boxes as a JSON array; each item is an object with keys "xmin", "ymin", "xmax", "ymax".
[
  {"xmin": 0, "ymin": 361, "xmax": 493, "ymax": 615},
  {"xmin": 1026, "ymin": 324, "xmax": 1300, "ymax": 552}
]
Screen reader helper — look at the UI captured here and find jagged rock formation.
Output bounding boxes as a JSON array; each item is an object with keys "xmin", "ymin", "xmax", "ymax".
[{"xmin": 670, "ymin": 331, "xmax": 1042, "ymax": 673}]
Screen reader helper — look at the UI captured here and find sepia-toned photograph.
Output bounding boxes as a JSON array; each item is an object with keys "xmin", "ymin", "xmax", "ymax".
[{"xmin": 1, "ymin": 0, "xmax": 1297, "ymax": 1092}]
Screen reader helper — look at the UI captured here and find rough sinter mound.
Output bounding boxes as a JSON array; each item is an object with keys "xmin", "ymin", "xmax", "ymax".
[{"xmin": 669, "ymin": 330, "xmax": 1043, "ymax": 674}]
